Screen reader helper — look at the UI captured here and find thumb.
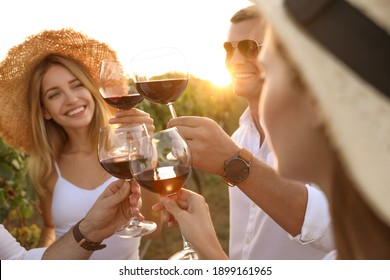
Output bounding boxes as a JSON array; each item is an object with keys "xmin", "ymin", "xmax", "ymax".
[{"xmin": 104, "ymin": 180, "xmax": 131, "ymax": 205}]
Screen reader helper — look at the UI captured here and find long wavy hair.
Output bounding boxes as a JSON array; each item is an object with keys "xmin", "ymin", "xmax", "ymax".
[{"xmin": 27, "ymin": 55, "xmax": 112, "ymax": 198}]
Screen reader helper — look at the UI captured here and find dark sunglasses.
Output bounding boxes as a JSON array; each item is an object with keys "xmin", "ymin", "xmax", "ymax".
[{"xmin": 224, "ymin": 39, "xmax": 262, "ymax": 61}]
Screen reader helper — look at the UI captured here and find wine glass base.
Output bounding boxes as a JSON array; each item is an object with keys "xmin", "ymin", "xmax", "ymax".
[
  {"xmin": 169, "ymin": 249, "xmax": 199, "ymax": 260},
  {"xmin": 116, "ymin": 220, "xmax": 157, "ymax": 238}
]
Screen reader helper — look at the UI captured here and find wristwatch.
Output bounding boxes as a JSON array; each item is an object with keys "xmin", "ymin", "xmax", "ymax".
[
  {"xmin": 222, "ymin": 148, "xmax": 253, "ymax": 187},
  {"xmin": 72, "ymin": 219, "xmax": 107, "ymax": 251}
]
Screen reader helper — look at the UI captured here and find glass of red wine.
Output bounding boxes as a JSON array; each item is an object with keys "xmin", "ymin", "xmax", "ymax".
[
  {"xmin": 132, "ymin": 47, "xmax": 188, "ymax": 118},
  {"xmin": 129, "ymin": 127, "xmax": 198, "ymax": 259},
  {"xmin": 99, "ymin": 60, "xmax": 143, "ymax": 110},
  {"xmin": 98, "ymin": 123, "xmax": 157, "ymax": 238}
]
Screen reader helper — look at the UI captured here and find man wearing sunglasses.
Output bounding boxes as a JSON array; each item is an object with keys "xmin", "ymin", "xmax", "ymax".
[
  {"xmin": 168, "ymin": 5, "xmax": 334, "ymax": 259},
  {"xmin": 224, "ymin": 6, "xmax": 330, "ymax": 259},
  {"xmin": 224, "ymin": 5, "xmax": 333, "ymax": 260}
]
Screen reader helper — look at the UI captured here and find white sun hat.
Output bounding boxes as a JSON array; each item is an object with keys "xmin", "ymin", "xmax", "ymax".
[{"xmin": 255, "ymin": 0, "xmax": 390, "ymax": 225}]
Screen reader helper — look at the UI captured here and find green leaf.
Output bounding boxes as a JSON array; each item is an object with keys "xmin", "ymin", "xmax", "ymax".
[{"xmin": 0, "ymin": 162, "xmax": 15, "ymax": 181}]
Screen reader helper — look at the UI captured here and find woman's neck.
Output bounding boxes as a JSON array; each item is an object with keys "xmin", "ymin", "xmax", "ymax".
[{"xmin": 62, "ymin": 127, "xmax": 93, "ymax": 154}]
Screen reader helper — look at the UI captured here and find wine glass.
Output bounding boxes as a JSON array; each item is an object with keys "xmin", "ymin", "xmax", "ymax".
[
  {"xmin": 132, "ymin": 47, "xmax": 188, "ymax": 118},
  {"xmin": 99, "ymin": 60, "xmax": 143, "ymax": 110},
  {"xmin": 98, "ymin": 124, "xmax": 157, "ymax": 238},
  {"xmin": 129, "ymin": 127, "xmax": 198, "ymax": 259}
]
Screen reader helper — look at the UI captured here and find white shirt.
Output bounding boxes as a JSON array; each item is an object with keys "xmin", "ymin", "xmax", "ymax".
[
  {"xmin": 0, "ymin": 224, "xmax": 45, "ymax": 260},
  {"xmin": 51, "ymin": 163, "xmax": 140, "ymax": 260},
  {"xmin": 229, "ymin": 109, "xmax": 335, "ymax": 259}
]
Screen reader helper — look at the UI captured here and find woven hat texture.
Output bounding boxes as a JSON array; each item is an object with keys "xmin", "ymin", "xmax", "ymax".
[{"xmin": 0, "ymin": 28, "xmax": 118, "ymax": 152}]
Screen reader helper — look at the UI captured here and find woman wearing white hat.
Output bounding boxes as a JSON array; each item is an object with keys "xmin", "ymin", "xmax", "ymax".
[{"xmin": 154, "ymin": 0, "xmax": 390, "ymax": 259}]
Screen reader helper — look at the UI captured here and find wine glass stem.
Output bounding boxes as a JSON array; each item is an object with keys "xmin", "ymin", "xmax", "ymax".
[
  {"xmin": 167, "ymin": 102, "xmax": 177, "ymax": 118},
  {"xmin": 182, "ymin": 235, "xmax": 192, "ymax": 250},
  {"xmin": 127, "ymin": 179, "xmax": 140, "ymax": 225}
]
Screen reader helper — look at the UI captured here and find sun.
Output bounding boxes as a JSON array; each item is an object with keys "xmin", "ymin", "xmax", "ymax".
[
  {"xmin": 203, "ymin": 67, "xmax": 232, "ymax": 87},
  {"xmin": 188, "ymin": 48, "xmax": 232, "ymax": 87}
]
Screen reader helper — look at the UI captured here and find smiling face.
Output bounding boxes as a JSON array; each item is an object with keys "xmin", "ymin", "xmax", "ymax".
[
  {"xmin": 40, "ymin": 64, "xmax": 96, "ymax": 131},
  {"xmin": 226, "ymin": 17, "xmax": 265, "ymax": 104},
  {"xmin": 259, "ymin": 28, "xmax": 334, "ymax": 190}
]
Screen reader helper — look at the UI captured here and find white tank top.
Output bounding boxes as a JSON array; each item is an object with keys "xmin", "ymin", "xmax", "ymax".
[{"xmin": 51, "ymin": 162, "xmax": 140, "ymax": 259}]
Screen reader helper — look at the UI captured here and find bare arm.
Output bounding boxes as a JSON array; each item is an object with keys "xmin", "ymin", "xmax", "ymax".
[
  {"xmin": 235, "ymin": 158, "xmax": 307, "ymax": 236},
  {"xmin": 42, "ymin": 180, "xmax": 132, "ymax": 259},
  {"xmin": 38, "ymin": 193, "xmax": 56, "ymax": 247},
  {"xmin": 168, "ymin": 116, "xmax": 307, "ymax": 236}
]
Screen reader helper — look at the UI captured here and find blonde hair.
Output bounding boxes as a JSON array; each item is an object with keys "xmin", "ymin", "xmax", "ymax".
[{"xmin": 27, "ymin": 55, "xmax": 112, "ymax": 197}]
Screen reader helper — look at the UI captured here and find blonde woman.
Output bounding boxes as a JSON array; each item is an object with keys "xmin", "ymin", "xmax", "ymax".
[{"xmin": 0, "ymin": 29, "xmax": 161, "ymax": 259}]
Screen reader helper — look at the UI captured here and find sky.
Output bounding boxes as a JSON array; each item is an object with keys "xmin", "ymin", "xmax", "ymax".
[{"xmin": 0, "ymin": 0, "xmax": 251, "ymax": 86}]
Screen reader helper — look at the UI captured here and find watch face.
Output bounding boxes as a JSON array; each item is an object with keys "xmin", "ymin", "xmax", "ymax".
[{"xmin": 226, "ymin": 158, "xmax": 249, "ymax": 182}]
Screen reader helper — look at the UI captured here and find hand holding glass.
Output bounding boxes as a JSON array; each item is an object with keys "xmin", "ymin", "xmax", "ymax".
[
  {"xmin": 98, "ymin": 124, "xmax": 157, "ymax": 238},
  {"xmin": 129, "ymin": 127, "xmax": 198, "ymax": 259}
]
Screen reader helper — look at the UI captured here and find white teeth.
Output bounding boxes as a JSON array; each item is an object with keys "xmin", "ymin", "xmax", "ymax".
[
  {"xmin": 235, "ymin": 73, "xmax": 253, "ymax": 79},
  {"xmin": 67, "ymin": 107, "xmax": 84, "ymax": 116}
]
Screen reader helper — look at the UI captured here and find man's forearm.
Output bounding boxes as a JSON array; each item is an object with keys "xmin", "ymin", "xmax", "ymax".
[
  {"xmin": 42, "ymin": 225, "xmax": 92, "ymax": 260},
  {"xmin": 235, "ymin": 157, "xmax": 307, "ymax": 236}
]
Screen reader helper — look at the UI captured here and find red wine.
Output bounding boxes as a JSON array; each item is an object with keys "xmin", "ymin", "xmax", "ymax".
[
  {"xmin": 103, "ymin": 94, "xmax": 143, "ymax": 110},
  {"xmin": 134, "ymin": 165, "xmax": 191, "ymax": 195},
  {"xmin": 100, "ymin": 157, "xmax": 133, "ymax": 179},
  {"xmin": 135, "ymin": 78, "xmax": 188, "ymax": 104}
]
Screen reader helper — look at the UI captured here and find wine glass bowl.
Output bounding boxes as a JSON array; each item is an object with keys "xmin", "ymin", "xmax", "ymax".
[
  {"xmin": 98, "ymin": 124, "xmax": 157, "ymax": 238},
  {"xmin": 129, "ymin": 127, "xmax": 198, "ymax": 259},
  {"xmin": 99, "ymin": 60, "xmax": 143, "ymax": 110},
  {"xmin": 129, "ymin": 127, "xmax": 191, "ymax": 196},
  {"xmin": 132, "ymin": 47, "xmax": 189, "ymax": 118}
]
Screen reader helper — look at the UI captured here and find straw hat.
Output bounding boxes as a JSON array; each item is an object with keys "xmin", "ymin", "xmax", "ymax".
[
  {"xmin": 0, "ymin": 28, "xmax": 118, "ymax": 153},
  {"xmin": 255, "ymin": 0, "xmax": 390, "ymax": 225}
]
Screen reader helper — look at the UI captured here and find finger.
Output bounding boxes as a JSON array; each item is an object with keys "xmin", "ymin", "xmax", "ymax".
[
  {"xmin": 130, "ymin": 180, "xmax": 141, "ymax": 196},
  {"xmin": 167, "ymin": 116, "xmax": 205, "ymax": 129},
  {"xmin": 163, "ymin": 210, "xmax": 171, "ymax": 223},
  {"xmin": 129, "ymin": 193, "xmax": 141, "ymax": 207},
  {"xmin": 152, "ymin": 201, "xmax": 165, "ymax": 212},
  {"xmin": 136, "ymin": 212, "xmax": 145, "ymax": 221},
  {"xmin": 167, "ymin": 219, "xmax": 178, "ymax": 228},
  {"xmin": 108, "ymin": 116, "xmax": 153, "ymax": 126},
  {"xmin": 130, "ymin": 205, "xmax": 140, "ymax": 217},
  {"xmin": 114, "ymin": 108, "xmax": 148, "ymax": 117},
  {"xmin": 171, "ymin": 125, "xmax": 197, "ymax": 142},
  {"xmin": 175, "ymin": 189, "xmax": 189, "ymax": 210},
  {"xmin": 164, "ymin": 211, "xmax": 178, "ymax": 228},
  {"xmin": 103, "ymin": 180, "xmax": 130, "ymax": 201},
  {"xmin": 161, "ymin": 197, "xmax": 184, "ymax": 219}
]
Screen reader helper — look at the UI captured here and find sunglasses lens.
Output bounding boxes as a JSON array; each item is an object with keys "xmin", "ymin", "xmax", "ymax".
[
  {"xmin": 224, "ymin": 40, "xmax": 260, "ymax": 62},
  {"xmin": 238, "ymin": 40, "xmax": 260, "ymax": 60},
  {"xmin": 224, "ymin": 42, "xmax": 234, "ymax": 59}
]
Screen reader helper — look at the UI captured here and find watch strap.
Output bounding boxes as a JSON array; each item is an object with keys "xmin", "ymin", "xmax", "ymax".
[
  {"xmin": 238, "ymin": 148, "xmax": 253, "ymax": 164},
  {"xmin": 72, "ymin": 219, "xmax": 107, "ymax": 251}
]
